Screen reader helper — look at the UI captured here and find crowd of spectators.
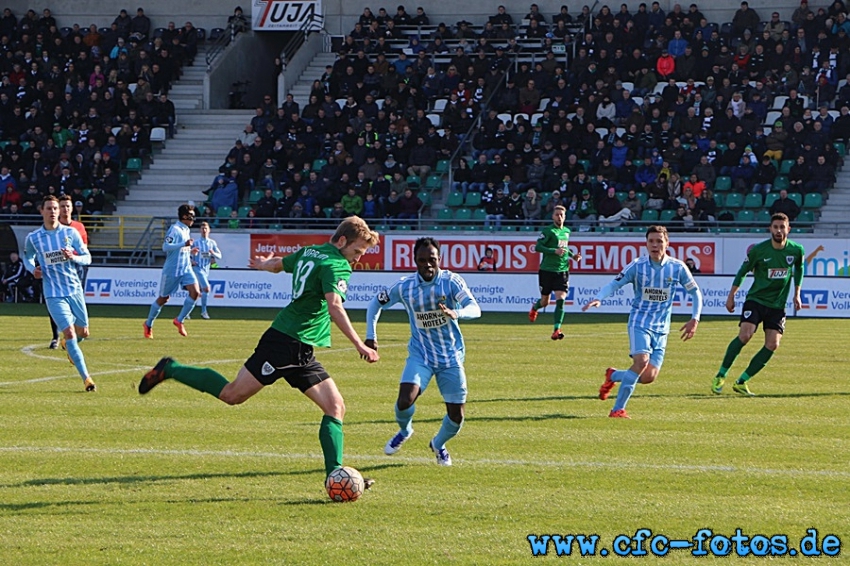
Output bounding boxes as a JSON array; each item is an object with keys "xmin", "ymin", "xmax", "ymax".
[
  {"xmin": 205, "ymin": 1, "xmax": 850, "ymax": 231},
  {"xmin": 0, "ymin": 7, "xmax": 189, "ymax": 223}
]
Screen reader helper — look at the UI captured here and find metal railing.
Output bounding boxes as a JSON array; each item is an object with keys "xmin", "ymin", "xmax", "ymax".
[
  {"xmin": 280, "ymin": 13, "xmax": 325, "ymax": 69},
  {"xmin": 205, "ymin": 22, "xmax": 240, "ymax": 70}
]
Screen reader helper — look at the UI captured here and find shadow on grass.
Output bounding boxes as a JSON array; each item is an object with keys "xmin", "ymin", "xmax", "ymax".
[
  {"xmin": 685, "ymin": 391, "xmax": 850, "ymax": 400},
  {"xmin": 474, "ymin": 394, "xmax": 598, "ymax": 403},
  {"xmin": 0, "ymin": 500, "xmax": 102, "ymax": 512},
  {"xmin": 14, "ymin": 469, "xmax": 311, "ymax": 488}
]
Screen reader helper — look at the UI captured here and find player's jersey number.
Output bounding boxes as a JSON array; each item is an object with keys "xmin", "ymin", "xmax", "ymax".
[{"xmin": 292, "ymin": 260, "xmax": 315, "ymax": 299}]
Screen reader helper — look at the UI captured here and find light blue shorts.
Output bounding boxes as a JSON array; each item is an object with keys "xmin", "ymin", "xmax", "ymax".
[
  {"xmin": 46, "ymin": 289, "xmax": 89, "ymax": 332},
  {"xmin": 628, "ymin": 326, "xmax": 668, "ymax": 370},
  {"xmin": 193, "ymin": 267, "xmax": 210, "ymax": 290},
  {"xmin": 400, "ymin": 358, "xmax": 467, "ymax": 404},
  {"xmin": 159, "ymin": 270, "xmax": 198, "ymax": 298}
]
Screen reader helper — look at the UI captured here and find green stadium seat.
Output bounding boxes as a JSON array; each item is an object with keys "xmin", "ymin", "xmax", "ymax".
[
  {"xmin": 272, "ymin": 190, "xmax": 284, "ymax": 200},
  {"xmin": 215, "ymin": 206, "xmax": 232, "ymax": 218},
  {"xmin": 499, "ymin": 225, "xmax": 517, "ymax": 231},
  {"xmin": 238, "ymin": 205, "xmax": 252, "ymax": 218},
  {"xmin": 453, "ymin": 208, "xmax": 472, "ymax": 221},
  {"xmin": 615, "ymin": 191, "xmax": 627, "ymax": 202},
  {"xmin": 322, "ymin": 207, "xmax": 333, "ymax": 218},
  {"xmin": 640, "ymin": 209, "xmax": 659, "ymax": 222},
  {"xmin": 787, "ymin": 192, "xmax": 803, "ymax": 207},
  {"xmin": 754, "ymin": 210, "xmax": 771, "ymax": 223},
  {"xmin": 724, "ymin": 192, "xmax": 744, "ymax": 208},
  {"xmin": 447, "ymin": 224, "xmax": 461, "ymax": 231},
  {"xmin": 520, "ymin": 225, "xmax": 537, "ymax": 231},
  {"xmin": 437, "ymin": 208, "xmax": 453, "ymax": 221},
  {"xmin": 396, "ymin": 224, "xmax": 411, "ymax": 230},
  {"xmin": 375, "ymin": 224, "xmax": 391, "ymax": 232},
  {"xmin": 614, "ymin": 226, "xmax": 630, "ymax": 232},
  {"xmin": 312, "ymin": 158, "xmax": 327, "ymax": 171},
  {"xmin": 424, "ymin": 174, "xmax": 443, "ymax": 191},
  {"xmin": 270, "ymin": 223, "xmax": 283, "ymax": 230},
  {"xmin": 417, "ymin": 191, "xmax": 432, "ymax": 207},
  {"xmin": 834, "ymin": 142, "xmax": 847, "ymax": 155},
  {"xmin": 406, "ymin": 175, "xmax": 421, "ymax": 188},
  {"xmin": 465, "ymin": 192, "xmax": 482, "ymax": 207},
  {"xmin": 427, "ymin": 224, "xmax": 442, "ymax": 231},
  {"xmin": 803, "ymin": 193, "xmax": 823, "ymax": 209},
  {"xmin": 578, "ymin": 159, "xmax": 591, "ymax": 173},
  {"xmin": 247, "ymin": 190, "xmax": 264, "ymax": 204},
  {"xmin": 446, "ymin": 191, "xmax": 464, "ymax": 207},
  {"xmin": 635, "ymin": 192, "xmax": 648, "ymax": 205},
  {"xmin": 791, "ymin": 226, "xmax": 808, "ymax": 233},
  {"xmin": 714, "ymin": 176, "xmax": 732, "ymax": 191},
  {"xmin": 472, "ymin": 208, "xmax": 488, "ymax": 221},
  {"xmin": 659, "ymin": 209, "xmax": 677, "ymax": 222},
  {"xmin": 81, "ymin": 189, "xmax": 91, "ymax": 198},
  {"xmin": 736, "ymin": 210, "xmax": 755, "ymax": 223},
  {"xmin": 118, "ymin": 171, "xmax": 130, "ymax": 188},
  {"xmin": 436, "ymin": 159, "xmax": 451, "ymax": 174},
  {"xmin": 125, "ymin": 157, "xmax": 143, "ymax": 174},
  {"xmin": 779, "ymin": 159, "xmax": 795, "ymax": 175},
  {"xmin": 716, "ymin": 143, "xmax": 728, "ymax": 153},
  {"xmin": 797, "ymin": 210, "xmax": 815, "ymax": 224},
  {"xmin": 713, "ymin": 193, "xmax": 724, "ymax": 207},
  {"xmin": 764, "ymin": 193, "xmax": 780, "ymax": 208},
  {"xmin": 744, "ymin": 193, "xmax": 763, "ymax": 209}
]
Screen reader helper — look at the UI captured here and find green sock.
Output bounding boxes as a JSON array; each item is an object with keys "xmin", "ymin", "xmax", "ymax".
[
  {"xmin": 738, "ymin": 347, "xmax": 774, "ymax": 383},
  {"xmin": 718, "ymin": 337, "xmax": 746, "ymax": 377},
  {"xmin": 168, "ymin": 360, "xmax": 229, "ymax": 398},
  {"xmin": 319, "ymin": 415, "xmax": 344, "ymax": 477},
  {"xmin": 532, "ymin": 299, "xmax": 543, "ymax": 311},
  {"xmin": 554, "ymin": 299, "xmax": 565, "ymax": 329}
]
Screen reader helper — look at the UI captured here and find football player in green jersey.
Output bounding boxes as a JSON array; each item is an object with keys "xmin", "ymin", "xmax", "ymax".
[
  {"xmin": 139, "ymin": 217, "xmax": 381, "ymax": 489},
  {"xmin": 713, "ymin": 213, "xmax": 805, "ymax": 396},
  {"xmin": 529, "ymin": 205, "xmax": 582, "ymax": 340}
]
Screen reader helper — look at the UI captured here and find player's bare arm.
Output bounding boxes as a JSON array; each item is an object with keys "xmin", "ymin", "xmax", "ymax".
[
  {"xmin": 725, "ymin": 286, "xmax": 740, "ymax": 313},
  {"xmin": 248, "ymin": 252, "xmax": 283, "ymax": 273},
  {"xmin": 326, "ymin": 291, "xmax": 378, "ymax": 362},
  {"xmin": 582, "ymin": 299, "xmax": 601, "ymax": 312},
  {"xmin": 794, "ymin": 288, "xmax": 802, "ymax": 311}
]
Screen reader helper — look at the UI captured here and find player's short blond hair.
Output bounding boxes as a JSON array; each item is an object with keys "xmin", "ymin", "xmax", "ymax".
[
  {"xmin": 332, "ymin": 216, "xmax": 380, "ymax": 247},
  {"xmin": 553, "ymin": 205, "xmax": 566, "ymax": 213}
]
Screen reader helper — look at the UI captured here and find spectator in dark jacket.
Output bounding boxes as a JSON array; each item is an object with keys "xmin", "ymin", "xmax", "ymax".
[{"xmin": 769, "ymin": 189, "xmax": 800, "ymax": 220}]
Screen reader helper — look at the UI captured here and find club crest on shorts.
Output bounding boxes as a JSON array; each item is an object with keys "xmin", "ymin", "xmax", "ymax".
[
  {"xmin": 743, "ymin": 310, "xmax": 752, "ymax": 318},
  {"xmin": 261, "ymin": 361, "xmax": 275, "ymax": 376},
  {"xmin": 786, "ymin": 255, "xmax": 794, "ymax": 265}
]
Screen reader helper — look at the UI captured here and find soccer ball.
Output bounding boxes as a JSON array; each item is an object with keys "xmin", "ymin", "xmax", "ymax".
[{"xmin": 325, "ymin": 466, "xmax": 365, "ymax": 502}]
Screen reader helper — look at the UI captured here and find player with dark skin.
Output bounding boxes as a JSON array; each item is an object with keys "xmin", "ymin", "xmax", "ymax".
[{"xmin": 363, "ymin": 242, "xmax": 465, "ymax": 428}]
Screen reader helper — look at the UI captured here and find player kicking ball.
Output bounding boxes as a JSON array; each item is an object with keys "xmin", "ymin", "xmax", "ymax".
[
  {"xmin": 712, "ymin": 213, "xmax": 804, "ymax": 396},
  {"xmin": 139, "ymin": 217, "xmax": 380, "ymax": 489},
  {"xmin": 582, "ymin": 226, "xmax": 702, "ymax": 418},
  {"xmin": 365, "ymin": 237, "xmax": 481, "ymax": 466}
]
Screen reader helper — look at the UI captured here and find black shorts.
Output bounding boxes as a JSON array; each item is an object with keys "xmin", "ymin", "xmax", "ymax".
[
  {"xmin": 739, "ymin": 300, "xmax": 786, "ymax": 334},
  {"xmin": 538, "ymin": 270, "xmax": 570, "ymax": 296},
  {"xmin": 244, "ymin": 328, "xmax": 330, "ymax": 392}
]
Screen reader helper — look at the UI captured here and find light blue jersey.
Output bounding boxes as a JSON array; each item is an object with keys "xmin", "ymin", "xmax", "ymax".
[
  {"xmin": 597, "ymin": 255, "xmax": 702, "ymax": 335},
  {"xmin": 366, "ymin": 269, "xmax": 481, "ymax": 368},
  {"xmin": 24, "ymin": 225, "xmax": 91, "ymax": 298},
  {"xmin": 162, "ymin": 221, "xmax": 193, "ymax": 277},
  {"xmin": 191, "ymin": 237, "xmax": 222, "ymax": 274}
]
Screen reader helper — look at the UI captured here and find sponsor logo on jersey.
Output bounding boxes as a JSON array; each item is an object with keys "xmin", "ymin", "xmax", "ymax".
[
  {"xmin": 768, "ymin": 268, "xmax": 788, "ymax": 279},
  {"xmin": 261, "ymin": 362, "xmax": 275, "ymax": 376},
  {"xmin": 800, "ymin": 289, "xmax": 828, "ymax": 310},
  {"xmin": 642, "ymin": 286, "xmax": 670, "ymax": 302},
  {"xmin": 43, "ymin": 249, "xmax": 70, "ymax": 265},
  {"xmin": 414, "ymin": 310, "xmax": 449, "ymax": 330}
]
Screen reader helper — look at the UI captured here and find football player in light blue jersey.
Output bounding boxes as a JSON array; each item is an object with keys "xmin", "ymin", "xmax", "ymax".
[
  {"xmin": 365, "ymin": 237, "xmax": 481, "ymax": 466},
  {"xmin": 191, "ymin": 221, "xmax": 222, "ymax": 319},
  {"xmin": 582, "ymin": 225, "xmax": 703, "ymax": 419},
  {"xmin": 23, "ymin": 196, "xmax": 96, "ymax": 392},
  {"xmin": 143, "ymin": 204, "xmax": 201, "ymax": 338}
]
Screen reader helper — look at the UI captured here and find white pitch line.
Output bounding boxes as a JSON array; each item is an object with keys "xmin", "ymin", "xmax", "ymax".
[
  {"xmin": 0, "ymin": 445, "xmax": 845, "ymax": 479},
  {"xmin": 4, "ymin": 343, "xmax": 404, "ymax": 388}
]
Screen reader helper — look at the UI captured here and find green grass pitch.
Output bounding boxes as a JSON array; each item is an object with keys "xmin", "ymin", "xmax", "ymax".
[{"xmin": 0, "ymin": 304, "xmax": 848, "ymax": 565}]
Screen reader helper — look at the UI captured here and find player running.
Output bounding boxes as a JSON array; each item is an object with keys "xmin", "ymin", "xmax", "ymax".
[
  {"xmin": 191, "ymin": 221, "xmax": 222, "ymax": 319},
  {"xmin": 138, "ymin": 217, "xmax": 380, "ymax": 488},
  {"xmin": 366, "ymin": 237, "xmax": 481, "ymax": 466},
  {"xmin": 528, "ymin": 205, "xmax": 581, "ymax": 340},
  {"xmin": 24, "ymin": 196, "xmax": 96, "ymax": 391},
  {"xmin": 48, "ymin": 195, "xmax": 89, "ymax": 350},
  {"xmin": 144, "ymin": 204, "xmax": 201, "ymax": 338},
  {"xmin": 712, "ymin": 213, "xmax": 804, "ymax": 396},
  {"xmin": 582, "ymin": 225, "xmax": 702, "ymax": 418}
]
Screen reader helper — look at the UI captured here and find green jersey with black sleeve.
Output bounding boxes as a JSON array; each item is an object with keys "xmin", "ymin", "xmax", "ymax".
[
  {"xmin": 535, "ymin": 224, "xmax": 574, "ymax": 273},
  {"xmin": 271, "ymin": 243, "xmax": 352, "ymax": 347},
  {"xmin": 732, "ymin": 239, "xmax": 805, "ymax": 310}
]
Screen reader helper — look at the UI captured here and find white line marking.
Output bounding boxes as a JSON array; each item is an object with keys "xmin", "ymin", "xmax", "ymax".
[{"xmin": 0, "ymin": 445, "xmax": 844, "ymax": 478}]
